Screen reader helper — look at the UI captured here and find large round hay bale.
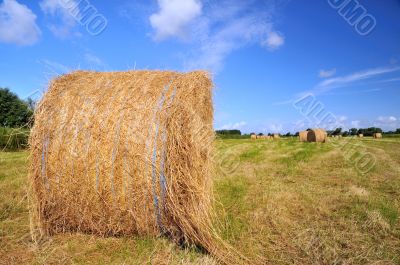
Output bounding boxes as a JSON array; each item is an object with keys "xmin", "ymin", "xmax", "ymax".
[
  {"xmin": 307, "ymin": 128, "xmax": 327, "ymax": 143},
  {"xmin": 299, "ymin": 131, "xmax": 308, "ymax": 142},
  {"xmin": 373, "ymin": 133, "xmax": 382, "ymax": 139},
  {"xmin": 28, "ymin": 70, "xmax": 240, "ymax": 263},
  {"xmin": 273, "ymin": 134, "xmax": 280, "ymax": 140},
  {"xmin": 358, "ymin": 134, "xmax": 363, "ymax": 138},
  {"xmin": 250, "ymin": 134, "xmax": 257, "ymax": 140}
]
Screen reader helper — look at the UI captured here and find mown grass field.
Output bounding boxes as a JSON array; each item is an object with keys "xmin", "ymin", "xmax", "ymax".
[{"xmin": 1, "ymin": 137, "xmax": 399, "ymax": 264}]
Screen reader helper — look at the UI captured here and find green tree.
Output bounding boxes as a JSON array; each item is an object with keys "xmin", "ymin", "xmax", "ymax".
[
  {"xmin": 215, "ymin": 129, "xmax": 241, "ymax": 135},
  {"xmin": 0, "ymin": 88, "xmax": 33, "ymax": 127},
  {"xmin": 350, "ymin": 128, "xmax": 358, "ymax": 135},
  {"xmin": 332, "ymin": 128, "xmax": 342, "ymax": 135}
]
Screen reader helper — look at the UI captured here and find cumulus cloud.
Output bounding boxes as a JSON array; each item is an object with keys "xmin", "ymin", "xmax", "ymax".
[
  {"xmin": 150, "ymin": 0, "xmax": 202, "ymax": 40},
  {"xmin": 0, "ymin": 0, "xmax": 41, "ymax": 45},
  {"xmin": 319, "ymin": 68, "xmax": 336, "ymax": 78},
  {"xmin": 40, "ymin": 0, "xmax": 80, "ymax": 38}
]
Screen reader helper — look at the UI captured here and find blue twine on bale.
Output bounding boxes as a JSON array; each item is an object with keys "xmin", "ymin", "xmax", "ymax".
[
  {"xmin": 150, "ymin": 76, "xmax": 178, "ymax": 233},
  {"xmin": 152, "ymin": 122, "xmax": 162, "ymax": 230},
  {"xmin": 41, "ymin": 136, "xmax": 50, "ymax": 190},
  {"xmin": 151, "ymin": 79, "xmax": 173, "ymax": 232},
  {"xmin": 158, "ymin": 86, "xmax": 177, "ymax": 214}
]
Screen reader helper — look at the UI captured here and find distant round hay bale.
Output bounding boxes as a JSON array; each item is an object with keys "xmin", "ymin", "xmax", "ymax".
[
  {"xmin": 250, "ymin": 134, "xmax": 257, "ymax": 140},
  {"xmin": 28, "ymin": 70, "xmax": 240, "ymax": 263},
  {"xmin": 358, "ymin": 134, "xmax": 363, "ymax": 138},
  {"xmin": 373, "ymin": 133, "xmax": 382, "ymax": 139},
  {"xmin": 273, "ymin": 134, "xmax": 280, "ymax": 140},
  {"xmin": 299, "ymin": 131, "xmax": 308, "ymax": 142},
  {"xmin": 307, "ymin": 128, "xmax": 327, "ymax": 143}
]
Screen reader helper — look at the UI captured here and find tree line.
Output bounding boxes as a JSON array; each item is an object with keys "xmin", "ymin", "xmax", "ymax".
[
  {"xmin": 216, "ymin": 127, "xmax": 400, "ymax": 138},
  {"xmin": 0, "ymin": 87, "xmax": 34, "ymax": 127}
]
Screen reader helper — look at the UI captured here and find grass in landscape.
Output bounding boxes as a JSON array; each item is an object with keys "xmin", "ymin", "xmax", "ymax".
[{"xmin": 1, "ymin": 137, "xmax": 399, "ymax": 264}]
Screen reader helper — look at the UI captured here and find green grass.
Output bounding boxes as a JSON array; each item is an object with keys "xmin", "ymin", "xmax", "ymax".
[{"xmin": 1, "ymin": 138, "xmax": 400, "ymax": 264}]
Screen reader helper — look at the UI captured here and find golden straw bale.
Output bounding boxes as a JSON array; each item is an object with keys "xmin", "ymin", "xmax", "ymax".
[
  {"xmin": 358, "ymin": 134, "xmax": 363, "ymax": 138},
  {"xmin": 373, "ymin": 133, "xmax": 382, "ymax": 139},
  {"xmin": 307, "ymin": 128, "xmax": 327, "ymax": 143},
  {"xmin": 299, "ymin": 131, "xmax": 308, "ymax": 142},
  {"xmin": 28, "ymin": 70, "xmax": 244, "ymax": 264}
]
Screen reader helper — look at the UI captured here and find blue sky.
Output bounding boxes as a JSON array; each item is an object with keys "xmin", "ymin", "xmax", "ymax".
[{"xmin": 0, "ymin": 0, "xmax": 399, "ymax": 133}]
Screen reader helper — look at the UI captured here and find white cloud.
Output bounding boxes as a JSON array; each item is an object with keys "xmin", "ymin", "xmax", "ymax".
[
  {"xmin": 219, "ymin": 121, "xmax": 246, "ymax": 130},
  {"xmin": 149, "ymin": 0, "xmax": 284, "ymax": 72},
  {"xmin": 316, "ymin": 66, "xmax": 400, "ymax": 92},
  {"xmin": 191, "ymin": 2, "xmax": 283, "ymax": 72},
  {"xmin": 40, "ymin": 0, "xmax": 80, "ymax": 38},
  {"xmin": 187, "ymin": 15, "xmax": 271, "ymax": 71},
  {"xmin": 377, "ymin": 116, "xmax": 397, "ymax": 123},
  {"xmin": 0, "ymin": 0, "xmax": 41, "ymax": 45},
  {"xmin": 374, "ymin": 116, "xmax": 399, "ymax": 130},
  {"xmin": 273, "ymin": 65, "xmax": 400, "ymax": 105},
  {"xmin": 150, "ymin": 0, "xmax": 202, "ymax": 40},
  {"xmin": 319, "ymin": 68, "xmax": 336, "ymax": 78},
  {"xmin": 262, "ymin": 31, "xmax": 284, "ymax": 51},
  {"xmin": 380, "ymin": 77, "xmax": 400, "ymax": 83}
]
